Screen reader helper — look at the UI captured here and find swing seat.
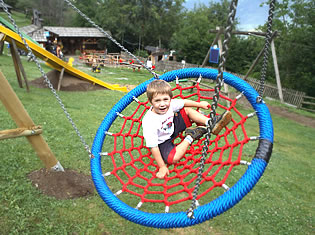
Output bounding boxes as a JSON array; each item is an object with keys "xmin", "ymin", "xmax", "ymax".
[{"xmin": 91, "ymin": 67, "xmax": 274, "ymax": 228}]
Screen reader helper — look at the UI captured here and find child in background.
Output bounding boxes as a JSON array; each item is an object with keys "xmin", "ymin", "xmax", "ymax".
[{"xmin": 142, "ymin": 80, "xmax": 232, "ymax": 179}]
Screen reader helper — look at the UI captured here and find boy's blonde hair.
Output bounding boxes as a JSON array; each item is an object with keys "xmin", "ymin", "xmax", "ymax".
[{"xmin": 146, "ymin": 80, "xmax": 173, "ymax": 102}]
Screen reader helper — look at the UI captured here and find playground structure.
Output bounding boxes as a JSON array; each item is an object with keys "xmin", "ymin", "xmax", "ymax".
[
  {"xmin": 202, "ymin": 27, "xmax": 283, "ymax": 103},
  {"xmin": 0, "ymin": 24, "xmax": 127, "ymax": 92},
  {"xmin": 0, "ymin": 71, "xmax": 64, "ymax": 171},
  {"xmin": 87, "ymin": 0, "xmax": 275, "ymax": 228},
  {"xmin": 0, "ymin": 0, "xmax": 276, "ymax": 229}
]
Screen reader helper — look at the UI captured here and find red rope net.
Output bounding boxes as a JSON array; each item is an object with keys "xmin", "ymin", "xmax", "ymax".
[{"xmin": 102, "ymin": 80, "xmax": 254, "ymax": 212}]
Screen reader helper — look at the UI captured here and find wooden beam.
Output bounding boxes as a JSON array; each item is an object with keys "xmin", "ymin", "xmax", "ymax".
[
  {"xmin": 217, "ymin": 33, "xmax": 230, "ymax": 106},
  {"xmin": 244, "ymin": 47, "xmax": 264, "ymax": 81},
  {"xmin": 0, "ymin": 41, "xmax": 3, "ymax": 55},
  {"xmin": 10, "ymin": 42, "xmax": 24, "ymax": 88},
  {"xmin": 0, "ymin": 33, "xmax": 5, "ymax": 41},
  {"xmin": 244, "ymin": 31, "xmax": 278, "ymax": 81},
  {"xmin": 10, "ymin": 40, "xmax": 30, "ymax": 92},
  {"xmin": 271, "ymin": 38, "xmax": 283, "ymax": 102},
  {"xmin": 0, "ymin": 33, "xmax": 5, "ymax": 55},
  {"xmin": 57, "ymin": 68, "xmax": 65, "ymax": 91},
  {"xmin": 190, "ymin": 27, "xmax": 222, "ymax": 93},
  {"xmin": 201, "ymin": 27, "xmax": 223, "ymax": 67},
  {"xmin": 0, "ymin": 126, "xmax": 42, "ymax": 140},
  {"xmin": 0, "ymin": 71, "xmax": 60, "ymax": 169}
]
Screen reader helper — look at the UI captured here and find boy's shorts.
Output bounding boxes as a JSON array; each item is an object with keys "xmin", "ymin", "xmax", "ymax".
[{"xmin": 158, "ymin": 108, "xmax": 192, "ymax": 164}]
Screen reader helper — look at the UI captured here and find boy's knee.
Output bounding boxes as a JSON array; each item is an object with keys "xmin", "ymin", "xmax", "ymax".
[{"xmin": 184, "ymin": 107, "xmax": 193, "ymax": 114}]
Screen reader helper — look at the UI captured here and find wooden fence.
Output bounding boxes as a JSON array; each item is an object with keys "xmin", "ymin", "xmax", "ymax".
[
  {"xmin": 298, "ymin": 96, "xmax": 315, "ymax": 112},
  {"xmin": 244, "ymin": 77, "xmax": 315, "ymax": 112},
  {"xmin": 239, "ymin": 76, "xmax": 306, "ymax": 107}
]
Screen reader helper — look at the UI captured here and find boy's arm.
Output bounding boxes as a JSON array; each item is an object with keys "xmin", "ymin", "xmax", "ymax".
[
  {"xmin": 151, "ymin": 147, "xmax": 169, "ymax": 179},
  {"xmin": 183, "ymin": 99, "xmax": 210, "ymax": 109}
]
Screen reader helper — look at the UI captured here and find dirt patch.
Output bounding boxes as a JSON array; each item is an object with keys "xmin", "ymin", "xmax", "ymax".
[
  {"xmin": 228, "ymin": 92, "xmax": 315, "ymax": 128},
  {"xmin": 28, "ymin": 168, "xmax": 95, "ymax": 199},
  {"xmin": 125, "ymin": 84, "xmax": 137, "ymax": 91},
  {"xmin": 267, "ymin": 104, "xmax": 315, "ymax": 128},
  {"xmin": 30, "ymin": 69, "xmax": 106, "ymax": 92},
  {"xmin": 30, "ymin": 69, "xmax": 135, "ymax": 92}
]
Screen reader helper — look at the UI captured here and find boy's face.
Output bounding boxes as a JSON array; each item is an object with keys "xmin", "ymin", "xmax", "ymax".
[{"xmin": 150, "ymin": 93, "xmax": 171, "ymax": 115}]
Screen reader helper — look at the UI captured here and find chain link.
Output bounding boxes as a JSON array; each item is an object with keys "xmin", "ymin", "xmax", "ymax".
[
  {"xmin": 187, "ymin": 0, "xmax": 239, "ymax": 219},
  {"xmin": 257, "ymin": 0, "xmax": 276, "ymax": 102},
  {"xmin": 63, "ymin": 0, "xmax": 159, "ymax": 79},
  {"xmin": 0, "ymin": 0, "xmax": 92, "ymax": 156}
]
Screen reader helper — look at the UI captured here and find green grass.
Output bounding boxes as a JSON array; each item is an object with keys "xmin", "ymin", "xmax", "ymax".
[
  {"xmin": 0, "ymin": 53, "xmax": 314, "ymax": 234},
  {"xmin": 0, "ymin": 10, "xmax": 32, "ymax": 28}
]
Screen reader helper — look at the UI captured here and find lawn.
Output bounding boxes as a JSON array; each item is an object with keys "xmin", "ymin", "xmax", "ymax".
[
  {"xmin": 0, "ymin": 50, "xmax": 314, "ymax": 235},
  {"xmin": 0, "ymin": 10, "xmax": 32, "ymax": 28}
]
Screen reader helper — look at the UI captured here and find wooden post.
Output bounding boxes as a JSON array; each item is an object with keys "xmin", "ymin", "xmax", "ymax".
[
  {"xmin": 0, "ymin": 126, "xmax": 42, "ymax": 140},
  {"xmin": 0, "ymin": 71, "xmax": 63, "ymax": 171},
  {"xmin": 201, "ymin": 27, "xmax": 223, "ymax": 67},
  {"xmin": 217, "ymin": 34, "xmax": 230, "ymax": 106},
  {"xmin": 0, "ymin": 41, "xmax": 3, "ymax": 55},
  {"xmin": 10, "ymin": 40, "xmax": 30, "ymax": 92},
  {"xmin": 244, "ymin": 47, "xmax": 264, "ymax": 81},
  {"xmin": 57, "ymin": 68, "xmax": 65, "ymax": 91},
  {"xmin": 271, "ymin": 39, "xmax": 283, "ymax": 103},
  {"xmin": 192, "ymin": 26, "xmax": 222, "ymax": 93},
  {"xmin": 244, "ymin": 31, "xmax": 278, "ymax": 81},
  {"xmin": 0, "ymin": 33, "xmax": 4, "ymax": 55},
  {"xmin": 10, "ymin": 42, "xmax": 23, "ymax": 88}
]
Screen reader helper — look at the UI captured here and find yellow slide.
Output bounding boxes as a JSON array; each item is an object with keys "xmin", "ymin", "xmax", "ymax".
[{"xmin": 0, "ymin": 25, "xmax": 127, "ymax": 92}]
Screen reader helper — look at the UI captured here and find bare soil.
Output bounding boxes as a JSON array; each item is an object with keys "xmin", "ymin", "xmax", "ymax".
[
  {"xmin": 230, "ymin": 93, "xmax": 315, "ymax": 128},
  {"xmin": 28, "ymin": 73, "xmax": 314, "ymax": 200},
  {"xmin": 30, "ymin": 69, "xmax": 105, "ymax": 92},
  {"xmin": 28, "ymin": 168, "xmax": 95, "ymax": 199},
  {"xmin": 267, "ymin": 104, "xmax": 315, "ymax": 128}
]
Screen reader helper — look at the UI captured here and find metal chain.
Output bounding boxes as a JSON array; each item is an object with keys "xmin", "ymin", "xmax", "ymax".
[
  {"xmin": 0, "ymin": 0, "xmax": 92, "ymax": 156},
  {"xmin": 257, "ymin": 0, "xmax": 276, "ymax": 102},
  {"xmin": 187, "ymin": 0, "xmax": 239, "ymax": 219},
  {"xmin": 63, "ymin": 0, "xmax": 159, "ymax": 79}
]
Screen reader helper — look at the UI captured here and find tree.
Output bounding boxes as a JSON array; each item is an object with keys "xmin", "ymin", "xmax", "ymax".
[
  {"xmin": 169, "ymin": 0, "xmax": 235, "ymax": 64},
  {"xmin": 4, "ymin": 0, "xmax": 18, "ymax": 8},
  {"xmin": 272, "ymin": 0, "xmax": 315, "ymax": 96},
  {"xmin": 16, "ymin": 0, "xmax": 69, "ymax": 26},
  {"xmin": 226, "ymin": 36, "xmax": 264, "ymax": 77}
]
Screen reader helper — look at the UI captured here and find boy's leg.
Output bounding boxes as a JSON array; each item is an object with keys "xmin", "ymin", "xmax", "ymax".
[
  {"xmin": 184, "ymin": 107, "xmax": 208, "ymax": 126},
  {"xmin": 172, "ymin": 140, "xmax": 191, "ymax": 163},
  {"xmin": 160, "ymin": 108, "xmax": 232, "ymax": 164},
  {"xmin": 165, "ymin": 109, "xmax": 192, "ymax": 164},
  {"xmin": 158, "ymin": 137, "xmax": 192, "ymax": 164},
  {"xmin": 212, "ymin": 110, "xmax": 232, "ymax": 135},
  {"xmin": 185, "ymin": 107, "xmax": 232, "ymax": 135}
]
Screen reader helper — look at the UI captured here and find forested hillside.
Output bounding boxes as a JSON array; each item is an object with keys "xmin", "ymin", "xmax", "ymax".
[{"xmin": 4, "ymin": 0, "xmax": 315, "ymax": 96}]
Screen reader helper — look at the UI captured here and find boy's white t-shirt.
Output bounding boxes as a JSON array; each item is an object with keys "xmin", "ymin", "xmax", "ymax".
[{"xmin": 142, "ymin": 99, "xmax": 185, "ymax": 148}]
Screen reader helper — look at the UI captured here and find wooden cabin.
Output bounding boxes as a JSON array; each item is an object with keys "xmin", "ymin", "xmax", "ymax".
[{"xmin": 21, "ymin": 25, "xmax": 110, "ymax": 55}]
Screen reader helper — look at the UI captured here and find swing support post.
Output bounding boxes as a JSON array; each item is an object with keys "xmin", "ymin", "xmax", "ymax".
[{"xmin": 0, "ymin": 71, "xmax": 64, "ymax": 171}]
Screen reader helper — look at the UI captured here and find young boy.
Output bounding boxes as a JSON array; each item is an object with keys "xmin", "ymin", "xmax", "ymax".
[{"xmin": 142, "ymin": 80, "xmax": 232, "ymax": 179}]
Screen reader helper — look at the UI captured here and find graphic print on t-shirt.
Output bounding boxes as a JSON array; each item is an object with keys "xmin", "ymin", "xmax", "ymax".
[{"xmin": 161, "ymin": 116, "xmax": 173, "ymax": 133}]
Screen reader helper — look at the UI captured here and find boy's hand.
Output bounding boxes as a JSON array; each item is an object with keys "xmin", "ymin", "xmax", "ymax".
[
  {"xmin": 199, "ymin": 101, "xmax": 210, "ymax": 109},
  {"xmin": 156, "ymin": 166, "xmax": 169, "ymax": 179}
]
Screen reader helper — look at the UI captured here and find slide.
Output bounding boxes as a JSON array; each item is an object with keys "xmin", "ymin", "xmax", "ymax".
[{"xmin": 0, "ymin": 25, "xmax": 127, "ymax": 92}]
